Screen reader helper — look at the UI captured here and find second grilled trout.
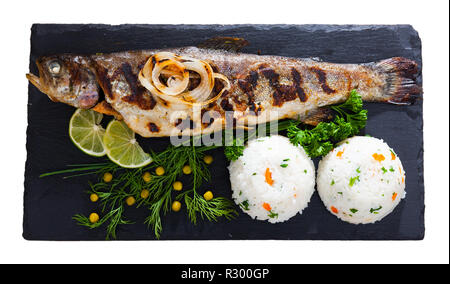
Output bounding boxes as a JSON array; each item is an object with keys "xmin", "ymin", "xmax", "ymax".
[{"xmin": 26, "ymin": 39, "xmax": 421, "ymax": 137}]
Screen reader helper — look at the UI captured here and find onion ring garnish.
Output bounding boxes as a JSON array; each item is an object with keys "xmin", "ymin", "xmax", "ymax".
[{"xmin": 139, "ymin": 52, "xmax": 230, "ymax": 107}]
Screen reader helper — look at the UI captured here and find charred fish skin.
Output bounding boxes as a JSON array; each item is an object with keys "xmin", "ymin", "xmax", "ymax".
[{"xmin": 27, "ymin": 47, "xmax": 422, "ymax": 138}]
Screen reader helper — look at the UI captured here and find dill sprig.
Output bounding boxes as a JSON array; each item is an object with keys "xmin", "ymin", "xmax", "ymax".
[
  {"xmin": 71, "ymin": 170, "xmax": 144, "ymax": 239},
  {"xmin": 143, "ymin": 142, "xmax": 236, "ymax": 238},
  {"xmin": 73, "ymin": 207, "xmax": 132, "ymax": 240},
  {"xmin": 180, "ymin": 193, "xmax": 237, "ymax": 224},
  {"xmin": 70, "ymin": 167, "xmax": 154, "ymax": 239},
  {"xmin": 39, "ymin": 162, "xmax": 119, "ymax": 179},
  {"xmin": 175, "ymin": 143, "xmax": 238, "ymax": 225}
]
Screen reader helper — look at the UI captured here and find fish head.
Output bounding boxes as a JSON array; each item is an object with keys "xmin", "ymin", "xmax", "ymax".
[{"xmin": 26, "ymin": 55, "xmax": 99, "ymax": 109}]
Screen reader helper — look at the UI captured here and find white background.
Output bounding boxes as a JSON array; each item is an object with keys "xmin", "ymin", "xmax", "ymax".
[{"xmin": 0, "ymin": 0, "xmax": 448, "ymax": 264}]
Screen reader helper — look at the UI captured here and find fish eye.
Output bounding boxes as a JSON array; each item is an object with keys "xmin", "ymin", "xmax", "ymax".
[{"xmin": 48, "ymin": 60, "xmax": 61, "ymax": 74}]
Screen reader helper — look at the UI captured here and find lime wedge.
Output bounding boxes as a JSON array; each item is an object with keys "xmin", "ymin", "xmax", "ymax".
[
  {"xmin": 69, "ymin": 109, "xmax": 106, "ymax": 157},
  {"xmin": 103, "ymin": 120, "xmax": 153, "ymax": 168}
]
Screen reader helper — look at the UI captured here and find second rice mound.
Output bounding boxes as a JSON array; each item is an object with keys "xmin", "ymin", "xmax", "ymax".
[
  {"xmin": 317, "ymin": 136, "xmax": 406, "ymax": 224},
  {"xmin": 228, "ymin": 135, "xmax": 315, "ymax": 223}
]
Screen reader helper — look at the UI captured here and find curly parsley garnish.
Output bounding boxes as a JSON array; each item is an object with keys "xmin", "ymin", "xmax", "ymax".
[
  {"xmin": 287, "ymin": 90, "xmax": 367, "ymax": 158},
  {"xmin": 224, "ymin": 137, "xmax": 245, "ymax": 161}
]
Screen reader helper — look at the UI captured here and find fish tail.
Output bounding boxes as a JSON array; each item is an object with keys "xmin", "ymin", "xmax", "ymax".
[{"xmin": 376, "ymin": 57, "xmax": 422, "ymax": 105}]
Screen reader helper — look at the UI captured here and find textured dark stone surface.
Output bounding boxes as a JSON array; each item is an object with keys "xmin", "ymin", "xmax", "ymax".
[{"xmin": 24, "ymin": 24, "xmax": 424, "ymax": 240}]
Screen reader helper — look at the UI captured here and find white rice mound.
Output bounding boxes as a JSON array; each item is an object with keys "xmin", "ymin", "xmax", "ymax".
[
  {"xmin": 317, "ymin": 136, "xmax": 406, "ymax": 224},
  {"xmin": 228, "ymin": 135, "xmax": 315, "ymax": 223}
]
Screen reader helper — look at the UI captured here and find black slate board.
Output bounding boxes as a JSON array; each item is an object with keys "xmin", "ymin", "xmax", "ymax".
[{"xmin": 24, "ymin": 24, "xmax": 424, "ymax": 240}]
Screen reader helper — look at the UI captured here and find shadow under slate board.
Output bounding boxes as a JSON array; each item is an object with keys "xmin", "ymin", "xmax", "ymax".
[{"xmin": 24, "ymin": 24, "xmax": 424, "ymax": 240}]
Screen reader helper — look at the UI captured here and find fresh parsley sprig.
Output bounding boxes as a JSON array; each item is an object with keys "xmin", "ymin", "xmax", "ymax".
[
  {"xmin": 224, "ymin": 137, "xmax": 245, "ymax": 161},
  {"xmin": 331, "ymin": 89, "xmax": 368, "ymax": 136},
  {"xmin": 288, "ymin": 90, "xmax": 367, "ymax": 158}
]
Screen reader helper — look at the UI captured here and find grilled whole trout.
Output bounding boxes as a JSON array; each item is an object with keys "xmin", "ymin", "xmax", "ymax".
[{"xmin": 26, "ymin": 46, "xmax": 422, "ymax": 137}]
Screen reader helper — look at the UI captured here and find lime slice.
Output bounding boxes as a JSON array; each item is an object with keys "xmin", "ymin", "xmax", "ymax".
[
  {"xmin": 69, "ymin": 109, "xmax": 106, "ymax": 157},
  {"xmin": 103, "ymin": 120, "xmax": 153, "ymax": 168}
]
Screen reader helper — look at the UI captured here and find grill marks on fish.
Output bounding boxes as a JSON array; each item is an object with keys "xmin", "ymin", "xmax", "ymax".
[
  {"xmin": 238, "ymin": 70, "xmax": 261, "ymax": 114},
  {"xmin": 95, "ymin": 64, "xmax": 114, "ymax": 100},
  {"xmin": 95, "ymin": 57, "xmax": 157, "ymax": 110},
  {"xmin": 249, "ymin": 102, "xmax": 263, "ymax": 114},
  {"xmin": 220, "ymin": 91, "xmax": 234, "ymax": 112},
  {"xmin": 65, "ymin": 58, "xmax": 92, "ymax": 95},
  {"xmin": 119, "ymin": 63, "xmax": 156, "ymax": 110},
  {"xmin": 247, "ymin": 70, "xmax": 259, "ymax": 89},
  {"xmin": 147, "ymin": 122, "xmax": 160, "ymax": 133},
  {"xmin": 252, "ymin": 64, "xmax": 309, "ymax": 107},
  {"xmin": 310, "ymin": 67, "xmax": 336, "ymax": 94},
  {"xmin": 290, "ymin": 68, "xmax": 307, "ymax": 102},
  {"xmin": 259, "ymin": 65, "xmax": 280, "ymax": 87}
]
